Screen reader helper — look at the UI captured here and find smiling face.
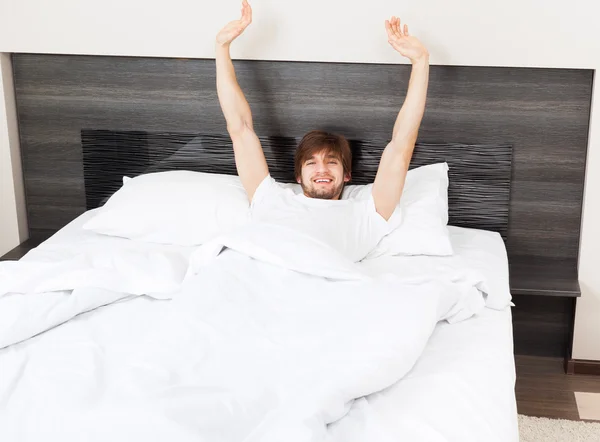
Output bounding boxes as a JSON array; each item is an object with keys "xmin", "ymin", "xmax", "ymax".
[
  {"xmin": 297, "ymin": 149, "xmax": 351, "ymax": 200},
  {"xmin": 294, "ymin": 130, "xmax": 353, "ymax": 200}
]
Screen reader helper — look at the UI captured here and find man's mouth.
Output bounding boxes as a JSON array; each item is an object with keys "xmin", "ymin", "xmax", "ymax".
[{"xmin": 313, "ymin": 178, "xmax": 333, "ymax": 184}]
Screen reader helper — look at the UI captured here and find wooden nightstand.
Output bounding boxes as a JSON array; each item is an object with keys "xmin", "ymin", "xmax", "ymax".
[
  {"xmin": 0, "ymin": 237, "xmax": 48, "ymax": 261},
  {"xmin": 509, "ymin": 256, "xmax": 580, "ymax": 374}
]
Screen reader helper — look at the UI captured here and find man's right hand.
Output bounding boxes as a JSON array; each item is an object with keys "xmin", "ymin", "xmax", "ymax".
[{"xmin": 216, "ymin": 0, "xmax": 252, "ymax": 47}]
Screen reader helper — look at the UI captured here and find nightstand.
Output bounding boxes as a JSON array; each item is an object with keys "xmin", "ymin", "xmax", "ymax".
[
  {"xmin": 0, "ymin": 237, "xmax": 47, "ymax": 261},
  {"xmin": 509, "ymin": 256, "xmax": 580, "ymax": 374}
]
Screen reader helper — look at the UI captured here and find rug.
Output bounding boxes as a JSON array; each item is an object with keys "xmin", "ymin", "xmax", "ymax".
[{"xmin": 519, "ymin": 414, "xmax": 600, "ymax": 441}]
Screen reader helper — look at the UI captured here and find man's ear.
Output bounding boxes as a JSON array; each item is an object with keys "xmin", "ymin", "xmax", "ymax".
[
  {"xmin": 344, "ymin": 173, "xmax": 351, "ymax": 183},
  {"xmin": 296, "ymin": 176, "xmax": 302, "ymax": 184}
]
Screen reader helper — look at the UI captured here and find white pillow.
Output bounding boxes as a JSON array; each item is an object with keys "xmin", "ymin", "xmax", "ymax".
[
  {"xmin": 342, "ymin": 162, "xmax": 453, "ymax": 257},
  {"xmin": 84, "ymin": 163, "xmax": 451, "ymax": 255},
  {"xmin": 83, "ymin": 170, "xmax": 250, "ymax": 246}
]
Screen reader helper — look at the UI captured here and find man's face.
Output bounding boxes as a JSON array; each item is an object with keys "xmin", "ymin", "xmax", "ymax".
[{"xmin": 297, "ymin": 150, "xmax": 350, "ymax": 200}]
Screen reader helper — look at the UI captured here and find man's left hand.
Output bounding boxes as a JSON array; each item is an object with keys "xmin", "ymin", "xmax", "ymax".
[{"xmin": 385, "ymin": 17, "xmax": 429, "ymax": 64}]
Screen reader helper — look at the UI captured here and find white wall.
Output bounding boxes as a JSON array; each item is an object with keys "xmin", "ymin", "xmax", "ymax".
[
  {"xmin": 0, "ymin": 53, "xmax": 27, "ymax": 254},
  {"xmin": 0, "ymin": 0, "xmax": 599, "ymax": 359},
  {"xmin": 0, "ymin": 0, "xmax": 598, "ymax": 69},
  {"xmin": 573, "ymin": 75, "xmax": 600, "ymax": 360}
]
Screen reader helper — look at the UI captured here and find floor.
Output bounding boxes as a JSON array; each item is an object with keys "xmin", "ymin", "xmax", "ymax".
[{"xmin": 516, "ymin": 355, "xmax": 600, "ymax": 421}]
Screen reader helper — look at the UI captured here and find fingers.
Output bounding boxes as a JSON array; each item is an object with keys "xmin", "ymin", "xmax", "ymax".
[
  {"xmin": 391, "ymin": 16, "xmax": 399, "ymax": 36},
  {"xmin": 245, "ymin": 0, "xmax": 252, "ymax": 23},
  {"xmin": 385, "ymin": 20, "xmax": 394, "ymax": 39},
  {"xmin": 386, "ymin": 16, "xmax": 406, "ymax": 40},
  {"xmin": 385, "ymin": 18, "xmax": 397, "ymax": 41},
  {"xmin": 239, "ymin": 0, "xmax": 252, "ymax": 28},
  {"xmin": 390, "ymin": 16, "xmax": 397, "ymax": 37},
  {"xmin": 386, "ymin": 16, "xmax": 412, "ymax": 40},
  {"xmin": 241, "ymin": 1, "xmax": 248, "ymax": 21}
]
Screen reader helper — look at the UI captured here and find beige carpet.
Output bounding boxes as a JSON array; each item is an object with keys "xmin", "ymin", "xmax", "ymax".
[{"xmin": 519, "ymin": 414, "xmax": 600, "ymax": 441}]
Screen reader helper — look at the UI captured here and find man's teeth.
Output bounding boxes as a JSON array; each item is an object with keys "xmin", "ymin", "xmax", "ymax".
[{"xmin": 315, "ymin": 179, "xmax": 332, "ymax": 183}]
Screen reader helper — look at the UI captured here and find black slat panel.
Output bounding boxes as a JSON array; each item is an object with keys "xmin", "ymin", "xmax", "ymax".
[{"xmin": 81, "ymin": 131, "xmax": 513, "ymax": 237}]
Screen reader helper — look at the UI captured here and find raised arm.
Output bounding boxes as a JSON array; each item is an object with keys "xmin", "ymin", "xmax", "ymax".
[
  {"xmin": 215, "ymin": 0, "xmax": 268, "ymax": 201},
  {"xmin": 372, "ymin": 17, "xmax": 430, "ymax": 221}
]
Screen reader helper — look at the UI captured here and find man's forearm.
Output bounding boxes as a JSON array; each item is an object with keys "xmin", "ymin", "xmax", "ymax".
[
  {"xmin": 391, "ymin": 57, "xmax": 429, "ymax": 146},
  {"xmin": 216, "ymin": 44, "xmax": 253, "ymax": 134}
]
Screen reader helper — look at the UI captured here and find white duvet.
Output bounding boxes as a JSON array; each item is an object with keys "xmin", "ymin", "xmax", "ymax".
[
  {"xmin": 0, "ymin": 238, "xmax": 194, "ymax": 349},
  {"xmin": 0, "ymin": 221, "xmax": 493, "ymax": 442}
]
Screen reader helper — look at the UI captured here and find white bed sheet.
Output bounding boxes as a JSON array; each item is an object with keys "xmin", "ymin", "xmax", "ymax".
[{"xmin": 1, "ymin": 211, "xmax": 517, "ymax": 441}]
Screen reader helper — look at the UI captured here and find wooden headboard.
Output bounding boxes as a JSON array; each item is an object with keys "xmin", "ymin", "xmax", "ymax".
[
  {"xmin": 12, "ymin": 53, "xmax": 592, "ymax": 263},
  {"xmin": 81, "ymin": 130, "xmax": 513, "ymax": 237}
]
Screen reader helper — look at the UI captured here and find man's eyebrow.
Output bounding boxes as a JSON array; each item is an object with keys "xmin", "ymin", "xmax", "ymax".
[{"xmin": 305, "ymin": 153, "xmax": 339, "ymax": 162}]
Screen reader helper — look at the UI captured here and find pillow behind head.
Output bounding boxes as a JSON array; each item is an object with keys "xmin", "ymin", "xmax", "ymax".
[
  {"xmin": 83, "ymin": 170, "xmax": 250, "ymax": 246},
  {"xmin": 342, "ymin": 162, "xmax": 453, "ymax": 257}
]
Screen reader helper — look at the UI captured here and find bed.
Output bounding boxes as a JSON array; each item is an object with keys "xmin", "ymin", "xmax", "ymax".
[
  {"xmin": 0, "ymin": 193, "xmax": 518, "ymax": 441},
  {"xmin": 6, "ymin": 49, "xmax": 594, "ymax": 439}
]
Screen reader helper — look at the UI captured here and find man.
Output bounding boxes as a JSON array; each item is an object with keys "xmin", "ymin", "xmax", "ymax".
[{"xmin": 215, "ymin": 0, "xmax": 429, "ymax": 261}]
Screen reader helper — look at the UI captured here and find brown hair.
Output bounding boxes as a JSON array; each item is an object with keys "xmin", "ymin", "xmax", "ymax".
[{"xmin": 294, "ymin": 130, "xmax": 352, "ymax": 181}]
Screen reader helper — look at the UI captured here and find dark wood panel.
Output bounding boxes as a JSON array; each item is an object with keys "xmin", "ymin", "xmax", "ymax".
[
  {"xmin": 27, "ymin": 204, "xmax": 86, "ymax": 232},
  {"xmin": 512, "ymin": 295, "xmax": 575, "ymax": 357},
  {"xmin": 510, "ymin": 257, "xmax": 581, "ymax": 297},
  {"xmin": 0, "ymin": 237, "xmax": 47, "ymax": 261},
  {"xmin": 12, "ymin": 54, "xmax": 592, "ymax": 261},
  {"xmin": 567, "ymin": 359, "xmax": 600, "ymax": 376}
]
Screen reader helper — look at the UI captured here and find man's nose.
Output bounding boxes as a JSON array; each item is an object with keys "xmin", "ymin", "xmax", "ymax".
[{"xmin": 315, "ymin": 161, "xmax": 328, "ymax": 173}]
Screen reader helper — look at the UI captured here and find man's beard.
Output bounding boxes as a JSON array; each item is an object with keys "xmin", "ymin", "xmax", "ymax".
[{"xmin": 300, "ymin": 180, "xmax": 344, "ymax": 200}]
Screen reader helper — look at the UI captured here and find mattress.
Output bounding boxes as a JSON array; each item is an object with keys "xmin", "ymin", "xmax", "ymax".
[{"xmin": 0, "ymin": 211, "xmax": 518, "ymax": 441}]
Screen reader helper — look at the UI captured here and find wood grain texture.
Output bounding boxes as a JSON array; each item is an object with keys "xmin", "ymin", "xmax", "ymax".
[
  {"xmin": 566, "ymin": 359, "xmax": 600, "ymax": 376},
  {"xmin": 0, "ymin": 237, "xmax": 46, "ymax": 261},
  {"xmin": 515, "ymin": 355, "xmax": 600, "ymax": 420},
  {"xmin": 512, "ymin": 295, "xmax": 575, "ymax": 358},
  {"xmin": 510, "ymin": 257, "xmax": 581, "ymax": 297},
  {"xmin": 11, "ymin": 54, "xmax": 592, "ymax": 262}
]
